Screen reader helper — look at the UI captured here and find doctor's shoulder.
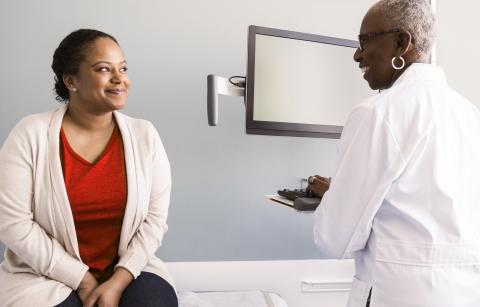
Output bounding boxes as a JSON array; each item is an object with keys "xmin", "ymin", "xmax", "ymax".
[{"xmin": 341, "ymin": 100, "xmax": 376, "ymax": 136}]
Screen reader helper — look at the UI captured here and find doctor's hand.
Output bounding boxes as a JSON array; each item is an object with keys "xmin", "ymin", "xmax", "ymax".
[
  {"xmin": 306, "ymin": 175, "xmax": 331, "ymax": 198},
  {"xmin": 84, "ymin": 267, "xmax": 133, "ymax": 307}
]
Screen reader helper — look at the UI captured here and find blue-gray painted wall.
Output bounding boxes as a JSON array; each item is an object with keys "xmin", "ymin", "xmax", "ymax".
[{"xmin": 2, "ymin": 0, "xmax": 477, "ymax": 263}]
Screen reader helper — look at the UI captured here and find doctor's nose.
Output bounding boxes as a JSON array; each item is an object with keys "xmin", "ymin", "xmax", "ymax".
[{"xmin": 353, "ymin": 48, "xmax": 362, "ymax": 63}]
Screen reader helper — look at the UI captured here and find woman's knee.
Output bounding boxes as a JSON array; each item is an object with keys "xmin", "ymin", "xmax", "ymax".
[
  {"xmin": 54, "ymin": 291, "xmax": 82, "ymax": 307},
  {"xmin": 119, "ymin": 272, "xmax": 178, "ymax": 307}
]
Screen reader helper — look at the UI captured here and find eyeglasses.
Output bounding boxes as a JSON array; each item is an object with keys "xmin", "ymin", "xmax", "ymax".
[{"xmin": 358, "ymin": 29, "xmax": 400, "ymax": 51}]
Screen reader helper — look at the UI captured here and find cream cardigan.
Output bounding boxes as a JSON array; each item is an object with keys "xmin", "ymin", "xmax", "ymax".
[{"xmin": 0, "ymin": 105, "xmax": 174, "ymax": 306}]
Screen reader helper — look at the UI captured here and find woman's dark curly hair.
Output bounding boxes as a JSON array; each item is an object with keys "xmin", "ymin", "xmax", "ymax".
[{"xmin": 51, "ymin": 29, "xmax": 118, "ymax": 102}]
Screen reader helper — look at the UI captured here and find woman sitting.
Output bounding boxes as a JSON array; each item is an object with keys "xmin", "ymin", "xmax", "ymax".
[{"xmin": 0, "ymin": 29, "xmax": 178, "ymax": 307}]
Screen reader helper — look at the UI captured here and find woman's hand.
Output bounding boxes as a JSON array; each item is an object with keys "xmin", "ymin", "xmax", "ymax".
[
  {"xmin": 77, "ymin": 271, "xmax": 99, "ymax": 304},
  {"xmin": 307, "ymin": 175, "xmax": 331, "ymax": 198},
  {"xmin": 84, "ymin": 267, "xmax": 134, "ymax": 307}
]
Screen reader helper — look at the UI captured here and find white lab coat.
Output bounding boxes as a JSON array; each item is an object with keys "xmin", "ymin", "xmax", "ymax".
[{"xmin": 313, "ymin": 64, "xmax": 480, "ymax": 307}]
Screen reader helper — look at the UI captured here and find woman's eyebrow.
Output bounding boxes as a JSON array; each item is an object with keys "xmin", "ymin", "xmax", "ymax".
[{"xmin": 91, "ymin": 60, "xmax": 127, "ymax": 67}]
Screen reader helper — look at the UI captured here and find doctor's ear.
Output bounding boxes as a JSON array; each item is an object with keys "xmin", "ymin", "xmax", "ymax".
[{"xmin": 396, "ymin": 30, "xmax": 413, "ymax": 56}]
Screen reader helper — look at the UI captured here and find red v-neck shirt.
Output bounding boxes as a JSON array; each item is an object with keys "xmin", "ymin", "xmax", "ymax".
[{"xmin": 60, "ymin": 126, "xmax": 127, "ymax": 282}]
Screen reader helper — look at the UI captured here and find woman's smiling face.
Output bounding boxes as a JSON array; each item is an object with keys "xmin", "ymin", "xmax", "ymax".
[{"xmin": 68, "ymin": 37, "xmax": 130, "ymax": 113}]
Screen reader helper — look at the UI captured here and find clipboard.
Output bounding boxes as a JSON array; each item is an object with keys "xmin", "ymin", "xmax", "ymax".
[{"xmin": 266, "ymin": 195, "xmax": 321, "ymax": 212}]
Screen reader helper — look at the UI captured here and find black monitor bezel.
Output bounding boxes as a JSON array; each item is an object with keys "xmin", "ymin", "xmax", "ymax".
[{"xmin": 245, "ymin": 25, "xmax": 360, "ymax": 139}]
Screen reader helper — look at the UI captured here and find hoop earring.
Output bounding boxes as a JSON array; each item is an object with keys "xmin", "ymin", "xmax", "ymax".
[{"xmin": 391, "ymin": 56, "xmax": 405, "ymax": 70}]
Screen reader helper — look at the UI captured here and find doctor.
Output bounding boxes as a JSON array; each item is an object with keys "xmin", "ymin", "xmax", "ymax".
[{"xmin": 309, "ymin": 0, "xmax": 480, "ymax": 306}]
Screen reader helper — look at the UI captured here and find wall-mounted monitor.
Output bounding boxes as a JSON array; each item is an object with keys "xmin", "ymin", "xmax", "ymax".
[{"xmin": 245, "ymin": 25, "xmax": 373, "ymax": 138}]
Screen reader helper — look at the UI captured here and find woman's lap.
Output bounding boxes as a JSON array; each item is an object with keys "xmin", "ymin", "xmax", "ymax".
[
  {"xmin": 119, "ymin": 272, "xmax": 177, "ymax": 307},
  {"xmin": 55, "ymin": 290, "xmax": 83, "ymax": 307},
  {"xmin": 55, "ymin": 272, "xmax": 177, "ymax": 307}
]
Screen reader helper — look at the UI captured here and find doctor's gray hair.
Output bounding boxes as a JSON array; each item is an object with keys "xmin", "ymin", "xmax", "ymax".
[{"xmin": 371, "ymin": 0, "xmax": 436, "ymax": 58}]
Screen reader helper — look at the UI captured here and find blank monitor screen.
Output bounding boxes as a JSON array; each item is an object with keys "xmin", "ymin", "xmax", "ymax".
[{"xmin": 245, "ymin": 25, "xmax": 373, "ymax": 138}]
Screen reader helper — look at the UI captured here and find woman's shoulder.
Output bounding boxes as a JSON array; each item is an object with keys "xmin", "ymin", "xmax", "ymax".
[
  {"xmin": 9, "ymin": 108, "xmax": 60, "ymax": 139},
  {"xmin": 114, "ymin": 112, "xmax": 158, "ymax": 136},
  {"xmin": 114, "ymin": 112, "xmax": 164, "ymax": 153},
  {"xmin": 1, "ymin": 107, "xmax": 62, "ymax": 158}
]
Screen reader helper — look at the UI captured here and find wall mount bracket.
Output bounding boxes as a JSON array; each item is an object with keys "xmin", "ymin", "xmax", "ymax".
[{"xmin": 207, "ymin": 74, "xmax": 246, "ymax": 126}]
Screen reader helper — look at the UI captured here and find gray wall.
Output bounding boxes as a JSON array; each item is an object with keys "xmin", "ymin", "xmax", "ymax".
[
  {"xmin": 436, "ymin": 0, "xmax": 480, "ymax": 108},
  {"xmin": 0, "ymin": 0, "xmax": 376, "ymax": 262},
  {"xmin": 1, "ymin": 0, "xmax": 476, "ymax": 263}
]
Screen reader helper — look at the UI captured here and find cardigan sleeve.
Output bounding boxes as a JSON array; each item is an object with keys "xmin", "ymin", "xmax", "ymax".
[
  {"xmin": 115, "ymin": 122, "xmax": 171, "ymax": 278},
  {"xmin": 0, "ymin": 125, "xmax": 88, "ymax": 290}
]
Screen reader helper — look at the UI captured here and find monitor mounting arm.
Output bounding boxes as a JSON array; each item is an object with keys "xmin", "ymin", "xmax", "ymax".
[{"xmin": 207, "ymin": 74, "xmax": 246, "ymax": 126}]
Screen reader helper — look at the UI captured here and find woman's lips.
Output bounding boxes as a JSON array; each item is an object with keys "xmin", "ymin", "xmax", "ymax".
[{"xmin": 105, "ymin": 89, "xmax": 125, "ymax": 95}]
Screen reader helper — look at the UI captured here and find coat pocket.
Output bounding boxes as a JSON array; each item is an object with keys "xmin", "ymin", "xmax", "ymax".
[{"xmin": 372, "ymin": 260, "xmax": 480, "ymax": 307}]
